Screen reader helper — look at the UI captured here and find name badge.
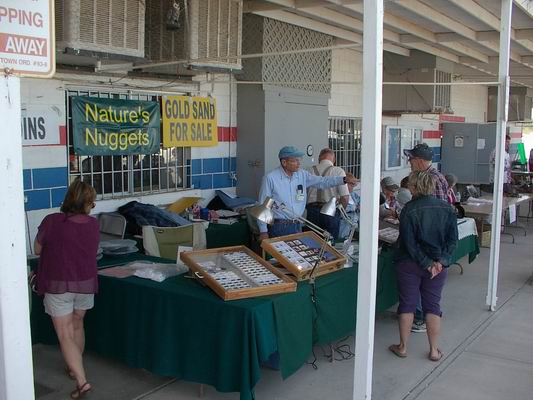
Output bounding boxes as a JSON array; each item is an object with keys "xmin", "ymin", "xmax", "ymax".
[{"xmin": 296, "ymin": 185, "xmax": 304, "ymax": 202}]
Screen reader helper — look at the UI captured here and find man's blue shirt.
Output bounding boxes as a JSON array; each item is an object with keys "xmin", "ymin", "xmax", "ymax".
[{"xmin": 257, "ymin": 166, "xmax": 344, "ymax": 233}]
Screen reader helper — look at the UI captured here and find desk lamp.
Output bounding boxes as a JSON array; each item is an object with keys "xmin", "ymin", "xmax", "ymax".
[
  {"xmin": 321, "ymin": 197, "xmax": 358, "ymax": 260},
  {"xmin": 249, "ymin": 197, "xmax": 334, "ymax": 298}
]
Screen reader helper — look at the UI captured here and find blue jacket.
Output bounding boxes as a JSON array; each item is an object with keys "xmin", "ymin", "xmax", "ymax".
[{"xmin": 395, "ymin": 195, "xmax": 458, "ymax": 269}]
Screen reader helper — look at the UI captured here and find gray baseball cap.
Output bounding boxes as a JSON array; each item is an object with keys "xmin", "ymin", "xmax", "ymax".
[{"xmin": 381, "ymin": 176, "xmax": 399, "ymax": 191}]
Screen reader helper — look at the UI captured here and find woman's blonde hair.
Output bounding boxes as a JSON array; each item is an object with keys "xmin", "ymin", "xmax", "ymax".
[
  {"xmin": 408, "ymin": 170, "xmax": 435, "ymax": 196},
  {"xmin": 60, "ymin": 178, "xmax": 96, "ymax": 214}
]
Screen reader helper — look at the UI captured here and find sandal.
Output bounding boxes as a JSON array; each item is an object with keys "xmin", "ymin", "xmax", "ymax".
[
  {"xmin": 65, "ymin": 367, "xmax": 75, "ymax": 380},
  {"xmin": 388, "ymin": 344, "xmax": 407, "ymax": 358},
  {"xmin": 429, "ymin": 349, "xmax": 443, "ymax": 362},
  {"xmin": 70, "ymin": 382, "xmax": 91, "ymax": 399}
]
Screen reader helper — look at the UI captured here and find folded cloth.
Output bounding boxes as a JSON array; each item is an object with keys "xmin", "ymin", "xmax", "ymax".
[
  {"xmin": 215, "ymin": 190, "xmax": 256, "ymax": 210},
  {"xmin": 118, "ymin": 201, "xmax": 192, "ymax": 235}
]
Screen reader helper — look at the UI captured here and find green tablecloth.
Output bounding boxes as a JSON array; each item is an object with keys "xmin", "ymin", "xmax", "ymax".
[
  {"xmin": 206, "ymin": 219, "xmax": 250, "ymax": 248},
  {"xmin": 30, "ymin": 235, "xmax": 476, "ymax": 398},
  {"xmin": 451, "ymin": 234, "xmax": 480, "ymax": 264},
  {"xmin": 30, "ymin": 254, "xmax": 356, "ymax": 400}
]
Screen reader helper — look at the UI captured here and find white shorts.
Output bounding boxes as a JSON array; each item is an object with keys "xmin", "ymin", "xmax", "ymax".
[{"xmin": 43, "ymin": 292, "xmax": 94, "ymax": 317}]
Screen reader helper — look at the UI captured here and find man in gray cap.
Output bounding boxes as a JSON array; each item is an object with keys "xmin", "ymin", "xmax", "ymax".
[
  {"xmin": 379, "ymin": 176, "xmax": 400, "ymax": 219},
  {"xmin": 258, "ymin": 146, "xmax": 348, "ymax": 240},
  {"xmin": 404, "ymin": 143, "xmax": 449, "ymax": 203}
]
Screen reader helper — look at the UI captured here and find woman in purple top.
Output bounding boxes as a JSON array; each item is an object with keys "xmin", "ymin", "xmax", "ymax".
[{"xmin": 35, "ymin": 179, "xmax": 99, "ymax": 399}]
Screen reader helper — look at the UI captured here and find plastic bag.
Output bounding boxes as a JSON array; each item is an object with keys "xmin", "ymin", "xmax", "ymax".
[{"xmin": 132, "ymin": 262, "xmax": 188, "ymax": 282}]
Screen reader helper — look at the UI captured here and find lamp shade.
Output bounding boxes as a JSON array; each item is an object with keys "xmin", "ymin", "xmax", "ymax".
[
  {"xmin": 320, "ymin": 197, "xmax": 337, "ymax": 217},
  {"xmin": 248, "ymin": 197, "xmax": 275, "ymax": 224}
]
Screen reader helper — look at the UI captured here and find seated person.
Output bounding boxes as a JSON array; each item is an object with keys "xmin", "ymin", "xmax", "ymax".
[
  {"xmin": 397, "ymin": 176, "xmax": 412, "ymax": 213},
  {"xmin": 379, "ymin": 177, "xmax": 401, "ymax": 220},
  {"xmin": 339, "ymin": 173, "xmax": 360, "ymax": 239},
  {"xmin": 445, "ymin": 174, "xmax": 458, "ymax": 204}
]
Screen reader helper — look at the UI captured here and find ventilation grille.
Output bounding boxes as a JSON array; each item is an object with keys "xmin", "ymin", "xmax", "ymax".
[
  {"xmin": 55, "ymin": 0, "xmax": 145, "ymax": 58},
  {"xmin": 145, "ymin": 0, "xmax": 242, "ymax": 70},
  {"xmin": 241, "ymin": 15, "xmax": 333, "ymax": 94},
  {"xmin": 434, "ymin": 70, "xmax": 451, "ymax": 111}
]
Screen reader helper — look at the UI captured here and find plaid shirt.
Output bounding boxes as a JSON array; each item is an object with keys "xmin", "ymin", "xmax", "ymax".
[{"xmin": 426, "ymin": 166, "xmax": 451, "ymax": 203}]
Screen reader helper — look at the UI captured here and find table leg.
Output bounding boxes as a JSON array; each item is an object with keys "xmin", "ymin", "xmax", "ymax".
[
  {"xmin": 449, "ymin": 262, "xmax": 463, "ymax": 275},
  {"xmin": 198, "ymin": 384, "xmax": 204, "ymax": 398}
]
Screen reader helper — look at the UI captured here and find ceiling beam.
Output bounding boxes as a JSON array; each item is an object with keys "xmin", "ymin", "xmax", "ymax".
[
  {"xmin": 514, "ymin": 0, "xmax": 533, "ymax": 20},
  {"xmin": 394, "ymin": 0, "xmax": 478, "ymax": 41},
  {"xmin": 435, "ymin": 33, "xmax": 465, "ymax": 43},
  {"xmin": 476, "ymin": 31, "xmax": 500, "ymax": 41},
  {"xmin": 253, "ymin": 10, "xmax": 410, "ymax": 56},
  {"xmin": 403, "ymin": 42, "xmax": 459, "ymax": 63},
  {"xmin": 515, "ymin": 28, "xmax": 533, "ymax": 40},
  {"xmin": 274, "ymin": 2, "xmax": 489, "ymax": 62},
  {"xmin": 294, "ymin": 7, "xmax": 401, "ymax": 42},
  {"xmin": 244, "ymin": 1, "xmax": 288, "ymax": 13},
  {"xmin": 446, "ymin": 0, "xmax": 533, "ymax": 53}
]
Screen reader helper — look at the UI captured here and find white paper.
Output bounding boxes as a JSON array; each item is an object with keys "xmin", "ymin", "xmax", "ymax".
[
  {"xmin": 177, "ymin": 246, "xmax": 193, "ymax": 265},
  {"xmin": 477, "ymin": 138, "xmax": 486, "ymax": 150},
  {"xmin": 509, "ymin": 204, "xmax": 517, "ymax": 224}
]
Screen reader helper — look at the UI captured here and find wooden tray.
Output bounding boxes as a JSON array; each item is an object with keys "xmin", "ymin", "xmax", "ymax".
[
  {"xmin": 180, "ymin": 245, "xmax": 296, "ymax": 300},
  {"xmin": 260, "ymin": 231, "xmax": 347, "ymax": 281}
]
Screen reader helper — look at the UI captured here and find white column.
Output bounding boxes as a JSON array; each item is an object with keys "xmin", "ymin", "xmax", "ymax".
[
  {"xmin": 0, "ymin": 74, "xmax": 35, "ymax": 400},
  {"xmin": 353, "ymin": 1, "xmax": 383, "ymax": 399},
  {"xmin": 486, "ymin": 0, "xmax": 512, "ymax": 311}
]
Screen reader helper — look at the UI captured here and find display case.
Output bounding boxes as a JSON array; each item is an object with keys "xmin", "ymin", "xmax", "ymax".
[
  {"xmin": 260, "ymin": 231, "xmax": 347, "ymax": 281},
  {"xmin": 180, "ymin": 246, "xmax": 296, "ymax": 300}
]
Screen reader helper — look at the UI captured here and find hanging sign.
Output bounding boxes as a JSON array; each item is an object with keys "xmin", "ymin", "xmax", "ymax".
[
  {"xmin": 21, "ymin": 104, "xmax": 61, "ymax": 146},
  {"xmin": 0, "ymin": 0, "xmax": 55, "ymax": 77},
  {"xmin": 162, "ymin": 96, "xmax": 218, "ymax": 147},
  {"xmin": 71, "ymin": 96, "xmax": 161, "ymax": 156}
]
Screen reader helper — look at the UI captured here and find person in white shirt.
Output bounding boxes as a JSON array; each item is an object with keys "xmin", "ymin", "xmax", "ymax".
[
  {"xmin": 397, "ymin": 176, "xmax": 413, "ymax": 214},
  {"xmin": 306, "ymin": 148, "xmax": 350, "ymax": 239},
  {"xmin": 489, "ymin": 134, "xmax": 513, "ymax": 189},
  {"xmin": 339, "ymin": 172, "xmax": 360, "ymax": 239}
]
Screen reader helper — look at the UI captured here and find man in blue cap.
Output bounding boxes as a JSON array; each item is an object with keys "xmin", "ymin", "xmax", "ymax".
[{"xmin": 258, "ymin": 146, "xmax": 348, "ymax": 240}]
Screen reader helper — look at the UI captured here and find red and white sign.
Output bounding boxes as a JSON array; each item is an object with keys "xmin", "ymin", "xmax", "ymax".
[
  {"xmin": 21, "ymin": 104, "xmax": 62, "ymax": 146},
  {"xmin": 0, "ymin": 1, "xmax": 55, "ymax": 77}
]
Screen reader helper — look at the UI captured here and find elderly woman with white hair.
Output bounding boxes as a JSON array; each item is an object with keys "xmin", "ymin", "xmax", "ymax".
[{"xmin": 389, "ymin": 170, "xmax": 458, "ymax": 362}]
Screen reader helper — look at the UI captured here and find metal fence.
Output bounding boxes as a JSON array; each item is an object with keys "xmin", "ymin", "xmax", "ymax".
[
  {"xmin": 328, "ymin": 117, "xmax": 362, "ymax": 178},
  {"xmin": 66, "ymin": 89, "xmax": 191, "ymax": 200}
]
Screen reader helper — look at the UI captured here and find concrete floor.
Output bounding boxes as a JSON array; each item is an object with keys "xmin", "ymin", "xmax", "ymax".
[{"xmin": 33, "ymin": 222, "xmax": 533, "ymax": 400}]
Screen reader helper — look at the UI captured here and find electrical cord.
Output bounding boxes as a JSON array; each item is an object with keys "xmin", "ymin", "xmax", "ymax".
[{"xmin": 25, "ymin": 209, "xmax": 33, "ymax": 254}]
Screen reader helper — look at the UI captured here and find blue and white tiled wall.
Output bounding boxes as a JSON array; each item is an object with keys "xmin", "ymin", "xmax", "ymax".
[
  {"xmin": 190, "ymin": 157, "xmax": 237, "ymax": 190},
  {"xmin": 23, "ymin": 167, "xmax": 68, "ymax": 211}
]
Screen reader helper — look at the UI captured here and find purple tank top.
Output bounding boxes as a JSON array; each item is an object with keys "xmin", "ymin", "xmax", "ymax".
[{"xmin": 36, "ymin": 213, "xmax": 100, "ymax": 295}]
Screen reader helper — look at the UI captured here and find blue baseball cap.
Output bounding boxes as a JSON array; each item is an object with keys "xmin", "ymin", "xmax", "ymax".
[{"xmin": 278, "ymin": 146, "xmax": 304, "ymax": 159}]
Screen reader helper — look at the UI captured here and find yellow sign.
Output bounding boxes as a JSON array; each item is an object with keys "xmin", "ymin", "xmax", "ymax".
[{"xmin": 162, "ymin": 96, "xmax": 218, "ymax": 147}]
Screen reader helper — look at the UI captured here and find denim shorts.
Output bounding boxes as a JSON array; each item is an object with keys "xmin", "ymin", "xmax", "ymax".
[{"xmin": 43, "ymin": 292, "xmax": 94, "ymax": 317}]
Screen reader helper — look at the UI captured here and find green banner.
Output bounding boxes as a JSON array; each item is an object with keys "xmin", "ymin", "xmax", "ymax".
[{"xmin": 72, "ymin": 96, "xmax": 161, "ymax": 155}]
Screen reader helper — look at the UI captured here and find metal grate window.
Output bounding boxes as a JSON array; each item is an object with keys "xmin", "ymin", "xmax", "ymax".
[
  {"xmin": 434, "ymin": 70, "xmax": 451, "ymax": 110},
  {"xmin": 328, "ymin": 117, "xmax": 362, "ymax": 178},
  {"xmin": 66, "ymin": 90, "xmax": 191, "ymax": 200}
]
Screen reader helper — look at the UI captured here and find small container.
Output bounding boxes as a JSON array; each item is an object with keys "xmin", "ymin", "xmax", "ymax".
[{"xmin": 200, "ymin": 207, "xmax": 210, "ymax": 220}]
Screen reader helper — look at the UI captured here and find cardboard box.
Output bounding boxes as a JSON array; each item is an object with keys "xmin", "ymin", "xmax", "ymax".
[{"xmin": 475, "ymin": 219, "xmax": 492, "ymax": 247}]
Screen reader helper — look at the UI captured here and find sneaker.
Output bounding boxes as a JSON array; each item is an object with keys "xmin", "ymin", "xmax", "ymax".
[{"xmin": 411, "ymin": 320, "xmax": 427, "ymax": 333}]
